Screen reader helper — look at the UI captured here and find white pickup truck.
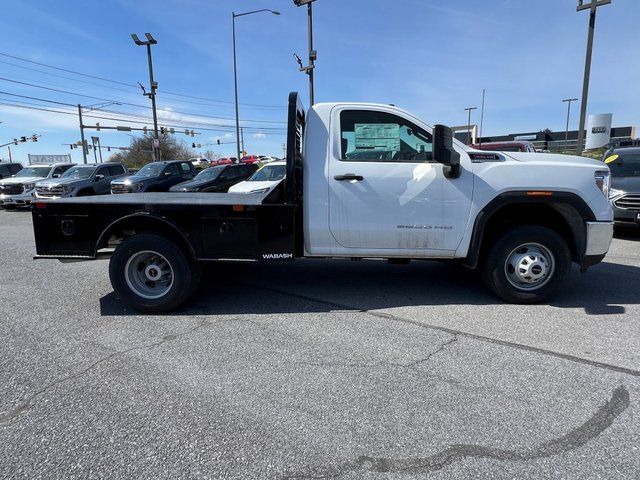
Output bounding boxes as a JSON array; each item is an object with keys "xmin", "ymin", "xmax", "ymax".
[{"xmin": 31, "ymin": 93, "xmax": 614, "ymax": 312}]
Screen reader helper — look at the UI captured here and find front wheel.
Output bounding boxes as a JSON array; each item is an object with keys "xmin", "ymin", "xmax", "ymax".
[
  {"xmin": 482, "ymin": 226, "xmax": 571, "ymax": 304},
  {"xmin": 109, "ymin": 234, "xmax": 197, "ymax": 313}
]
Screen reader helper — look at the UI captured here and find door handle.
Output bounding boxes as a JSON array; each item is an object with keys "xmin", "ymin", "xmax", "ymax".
[{"xmin": 334, "ymin": 174, "xmax": 363, "ymax": 181}]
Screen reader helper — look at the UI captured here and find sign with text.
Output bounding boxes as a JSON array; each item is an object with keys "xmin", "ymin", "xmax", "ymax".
[
  {"xmin": 585, "ymin": 113, "xmax": 613, "ymax": 150},
  {"xmin": 354, "ymin": 123, "xmax": 400, "ymax": 151}
]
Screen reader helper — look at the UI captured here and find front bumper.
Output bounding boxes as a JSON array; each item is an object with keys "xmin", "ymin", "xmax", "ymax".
[
  {"xmin": 580, "ymin": 221, "xmax": 614, "ymax": 272},
  {"xmin": 0, "ymin": 191, "xmax": 35, "ymax": 206}
]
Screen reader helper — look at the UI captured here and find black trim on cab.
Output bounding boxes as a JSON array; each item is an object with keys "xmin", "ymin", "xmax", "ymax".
[{"xmin": 464, "ymin": 191, "xmax": 597, "ymax": 269}]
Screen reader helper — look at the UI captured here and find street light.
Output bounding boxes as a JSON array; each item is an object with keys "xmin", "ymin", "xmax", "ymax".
[
  {"xmin": 293, "ymin": 0, "xmax": 317, "ymax": 106},
  {"xmin": 575, "ymin": 0, "xmax": 611, "ymax": 155},
  {"xmin": 232, "ymin": 9, "xmax": 280, "ymax": 162},
  {"xmin": 562, "ymin": 98, "xmax": 579, "ymax": 151},
  {"xmin": 131, "ymin": 32, "xmax": 161, "ymax": 161}
]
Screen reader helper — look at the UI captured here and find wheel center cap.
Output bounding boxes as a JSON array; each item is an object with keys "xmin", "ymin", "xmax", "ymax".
[{"xmin": 145, "ymin": 264, "xmax": 162, "ymax": 281}]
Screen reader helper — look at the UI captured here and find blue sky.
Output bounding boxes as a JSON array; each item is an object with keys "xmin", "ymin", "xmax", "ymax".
[{"xmin": 0, "ymin": 0, "xmax": 638, "ymax": 164}]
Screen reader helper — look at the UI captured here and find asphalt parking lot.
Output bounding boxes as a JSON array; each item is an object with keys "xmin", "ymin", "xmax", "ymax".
[{"xmin": 1, "ymin": 208, "xmax": 639, "ymax": 479}]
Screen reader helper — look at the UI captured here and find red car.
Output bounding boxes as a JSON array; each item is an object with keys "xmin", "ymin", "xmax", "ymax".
[
  {"xmin": 470, "ymin": 141, "xmax": 536, "ymax": 153},
  {"xmin": 240, "ymin": 155, "xmax": 260, "ymax": 164},
  {"xmin": 210, "ymin": 157, "xmax": 236, "ymax": 166}
]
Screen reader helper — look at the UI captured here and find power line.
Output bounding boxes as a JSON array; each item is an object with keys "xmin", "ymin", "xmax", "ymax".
[
  {"xmin": 0, "ymin": 76, "xmax": 286, "ymax": 124},
  {"xmin": 0, "ymin": 101, "xmax": 285, "ymax": 135},
  {"xmin": 0, "ymin": 92, "xmax": 286, "ymax": 132},
  {"xmin": 0, "ymin": 51, "xmax": 285, "ymax": 109}
]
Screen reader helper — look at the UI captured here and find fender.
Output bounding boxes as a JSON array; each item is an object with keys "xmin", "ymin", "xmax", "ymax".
[
  {"xmin": 95, "ymin": 212, "xmax": 198, "ymax": 259},
  {"xmin": 464, "ymin": 191, "xmax": 596, "ymax": 269}
]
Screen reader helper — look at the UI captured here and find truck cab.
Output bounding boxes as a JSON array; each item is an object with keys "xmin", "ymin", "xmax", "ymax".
[{"xmin": 31, "ymin": 93, "xmax": 614, "ymax": 312}]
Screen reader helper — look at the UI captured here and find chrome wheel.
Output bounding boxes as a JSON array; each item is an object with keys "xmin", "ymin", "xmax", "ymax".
[
  {"xmin": 124, "ymin": 250, "xmax": 174, "ymax": 299},
  {"xmin": 504, "ymin": 242, "xmax": 555, "ymax": 291}
]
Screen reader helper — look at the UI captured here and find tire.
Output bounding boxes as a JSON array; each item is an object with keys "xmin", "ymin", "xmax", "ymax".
[
  {"xmin": 109, "ymin": 233, "xmax": 198, "ymax": 313},
  {"xmin": 482, "ymin": 226, "xmax": 571, "ymax": 304},
  {"xmin": 76, "ymin": 189, "xmax": 94, "ymax": 197}
]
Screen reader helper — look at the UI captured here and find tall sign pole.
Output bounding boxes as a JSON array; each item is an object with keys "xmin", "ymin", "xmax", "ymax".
[
  {"xmin": 562, "ymin": 98, "xmax": 579, "ymax": 150},
  {"xmin": 77, "ymin": 104, "xmax": 88, "ymax": 164},
  {"xmin": 464, "ymin": 106, "xmax": 477, "ymax": 145},
  {"xmin": 576, "ymin": 0, "xmax": 611, "ymax": 155}
]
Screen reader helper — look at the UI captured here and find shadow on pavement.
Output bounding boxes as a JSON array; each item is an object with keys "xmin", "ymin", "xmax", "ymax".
[{"xmin": 100, "ymin": 257, "xmax": 640, "ymax": 317}]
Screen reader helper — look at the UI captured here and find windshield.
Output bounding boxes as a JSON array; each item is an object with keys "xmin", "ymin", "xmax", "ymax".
[
  {"xmin": 15, "ymin": 166, "xmax": 51, "ymax": 178},
  {"xmin": 195, "ymin": 166, "xmax": 224, "ymax": 181},
  {"xmin": 61, "ymin": 166, "xmax": 95, "ymax": 179},
  {"xmin": 248, "ymin": 164, "xmax": 286, "ymax": 182},
  {"xmin": 135, "ymin": 163, "xmax": 165, "ymax": 178},
  {"xmin": 607, "ymin": 152, "xmax": 640, "ymax": 177}
]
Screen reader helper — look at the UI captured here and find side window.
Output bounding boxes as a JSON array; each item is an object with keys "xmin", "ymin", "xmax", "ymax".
[
  {"xmin": 9, "ymin": 165, "xmax": 21, "ymax": 175},
  {"xmin": 107, "ymin": 165, "xmax": 124, "ymax": 176},
  {"xmin": 165, "ymin": 164, "xmax": 180, "ymax": 176},
  {"xmin": 95, "ymin": 167, "xmax": 108, "ymax": 177},
  {"xmin": 340, "ymin": 110, "xmax": 433, "ymax": 162},
  {"xmin": 219, "ymin": 167, "xmax": 237, "ymax": 180},
  {"xmin": 0, "ymin": 166, "xmax": 9, "ymax": 177},
  {"xmin": 180, "ymin": 162, "xmax": 192, "ymax": 174},
  {"xmin": 53, "ymin": 165, "xmax": 70, "ymax": 177}
]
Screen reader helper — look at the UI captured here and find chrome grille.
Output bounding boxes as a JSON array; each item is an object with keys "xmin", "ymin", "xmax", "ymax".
[
  {"xmin": 614, "ymin": 194, "xmax": 640, "ymax": 211},
  {"xmin": 111, "ymin": 184, "xmax": 131, "ymax": 194},
  {"xmin": 0, "ymin": 184, "xmax": 24, "ymax": 195},
  {"xmin": 36, "ymin": 185, "xmax": 63, "ymax": 197}
]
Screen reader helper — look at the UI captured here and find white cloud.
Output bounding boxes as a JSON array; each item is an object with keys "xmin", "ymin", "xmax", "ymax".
[{"xmin": 252, "ymin": 132, "xmax": 266, "ymax": 139}]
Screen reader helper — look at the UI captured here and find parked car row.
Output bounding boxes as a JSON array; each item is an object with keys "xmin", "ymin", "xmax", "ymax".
[
  {"xmin": 603, "ymin": 146, "xmax": 640, "ymax": 227},
  {"xmin": 0, "ymin": 159, "xmax": 288, "ymax": 208}
]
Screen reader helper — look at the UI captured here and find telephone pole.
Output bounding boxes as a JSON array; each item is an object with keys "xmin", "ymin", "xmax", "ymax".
[
  {"xmin": 293, "ymin": 0, "xmax": 318, "ymax": 106},
  {"xmin": 576, "ymin": 0, "xmax": 611, "ymax": 155}
]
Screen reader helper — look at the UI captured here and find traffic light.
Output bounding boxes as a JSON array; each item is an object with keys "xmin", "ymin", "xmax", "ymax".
[
  {"xmin": 217, "ymin": 139, "xmax": 221, "ymax": 145},
  {"xmin": 95, "ymin": 123, "xmax": 100, "ymax": 131},
  {"xmin": 160, "ymin": 127, "xmax": 166, "ymax": 135},
  {"xmin": 192, "ymin": 143, "xmax": 196, "ymax": 148},
  {"xmin": 31, "ymin": 135, "xmax": 38, "ymax": 142},
  {"xmin": 169, "ymin": 128, "xmax": 175, "ymax": 135},
  {"xmin": 20, "ymin": 136, "xmax": 27, "ymax": 143},
  {"xmin": 143, "ymin": 126, "xmax": 148, "ymax": 134}
]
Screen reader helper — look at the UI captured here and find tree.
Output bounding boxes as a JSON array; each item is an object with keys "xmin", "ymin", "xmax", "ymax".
[
  {"xmin": 202, "ymin": 150, "xmax": 220, "ymax": 161},
  {"xmin": 107, "ymin": 134, "xmax": 194, "ymax": 168}
]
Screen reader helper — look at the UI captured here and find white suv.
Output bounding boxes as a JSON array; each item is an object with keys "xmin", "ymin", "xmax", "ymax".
[{"xmin": 0, "ymin": 163, "xmax": 75, "ymax": 208}]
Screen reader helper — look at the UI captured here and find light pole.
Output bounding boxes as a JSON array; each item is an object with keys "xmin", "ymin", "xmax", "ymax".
[
  {"xmin": 232, "ymin": 9, "xmax": 280, "ymax": 162},
  {"xmin": 293, "ymin": 0, "xmax": 317, "ymax": 106},
  {"xmin": 562, "ymin": 98, "xmax": 579, "ymax": 150},
  {"xmin": 131, "ymin": 33, "xmax": 160, "ymax": 161},
  {"xmin": 576, "ymin": 0, "xmax": 611, "ymax": 155},
  {"xmin": 464, "ymin": 106, "xmax": 477, "ymax": 145}
]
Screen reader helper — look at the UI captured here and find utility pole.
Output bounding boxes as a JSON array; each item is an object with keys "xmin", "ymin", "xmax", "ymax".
[
  {"xmin": 293, "ymin": 0, "xmax": 318, "ymax": 106},
  {"xmin": 576, "ymin": 0, "xmax": 611, "ymax": 155},
  {"xmin": 562, "ymin": 98, "xmax": 579, "ymax": 150},
  {"xmin": 240, "ymin": 127, "xmax": 245, "ymax": 157},
  {"xmin": 465, "ymin": 106, "xmax": 477, "ymax": 145},
  {"xmin": 77, "ymin": 104, "xmax": 88, "ymax": 164},
  {"xmin": 7, "ymin": 146, "xmax": 12, "ymax": 162},
  {"xmin": 131, "ymin": 33, "xmax": 160, "ymax": 161},
  {"xmin": 232, "ymin": 9, "xmax": 281, "ymax": 163}
]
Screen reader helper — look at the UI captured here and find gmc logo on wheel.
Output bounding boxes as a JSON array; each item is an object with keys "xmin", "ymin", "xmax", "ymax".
[{"xmin": 592, "ymin": 127, "xmax": 607, "ymax": 134}]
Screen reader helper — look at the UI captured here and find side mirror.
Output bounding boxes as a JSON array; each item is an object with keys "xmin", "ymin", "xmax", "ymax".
[
  {"xmin": 94, "ymin": 174, "xmax": 104, "ymax": 182},
  {"xmin": 432, "ymin": 124, "xmax": 461, "ymax": 179},
  {"xmin": 52, "ymin": 174, "xmax": 60, "ymax": 178}
]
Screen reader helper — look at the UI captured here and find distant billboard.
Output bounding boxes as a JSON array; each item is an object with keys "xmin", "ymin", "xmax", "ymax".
[
  {"xmin": 585, "ymin": 113, "xmax": 613, "ymax": 150},
  {"xmin": 28, "ymin": 154, "xmax": 73, "ymax": 165}
]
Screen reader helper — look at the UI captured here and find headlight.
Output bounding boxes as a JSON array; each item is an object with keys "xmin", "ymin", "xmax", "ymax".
[
  {"xmin": 23, "ymin": 183, "xmax": 35, "ymax": 191},
  {"xmin": 594, "ymin": 170, "xmax": 610, "ymax": 198},
  {"xmin": 608, "ymin": 188, "xmax": 625, "ymax": 199},
  {"xmin": 62, "ymin": 185, "xmax": 76, "ymax": 193},
  {"xmin": 249, "ymin": 187, "xmax": 271, "ymax": 194}
]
